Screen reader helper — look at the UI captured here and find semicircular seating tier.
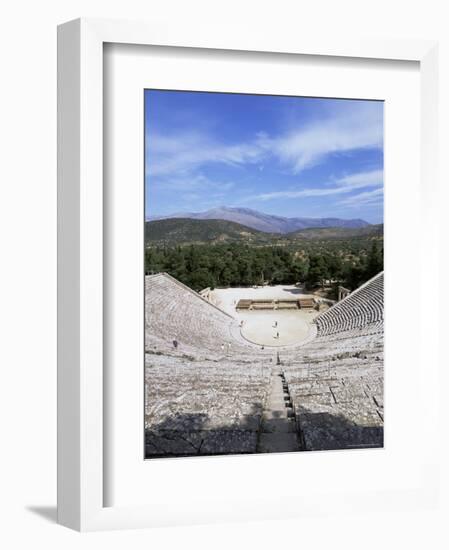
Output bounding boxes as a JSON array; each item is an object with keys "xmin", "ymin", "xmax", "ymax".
[
  {"xmin": 144, "ymin": 271, "xmax": 384, "ymax": 456},
  {"xmin": 314, "ymin": 272, "xmax": 384, "ymax": 337},
  {"xmin": 145, "ymin": 272, "xmax": 260, "ymax": 359}
]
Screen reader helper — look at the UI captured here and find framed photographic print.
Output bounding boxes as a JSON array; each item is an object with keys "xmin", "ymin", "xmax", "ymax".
[
  {"xmin": 143, "ymin": 89, "xmax": 384, "ymax": 458},
  {"xmin": 58, "ymin": 18, "xmax": 440, "ymax": 531}
]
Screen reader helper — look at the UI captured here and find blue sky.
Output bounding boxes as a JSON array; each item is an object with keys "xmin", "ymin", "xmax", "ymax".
[{"xmin": 145, "ymin": 90, "xmax": 383, "ymax": 223}]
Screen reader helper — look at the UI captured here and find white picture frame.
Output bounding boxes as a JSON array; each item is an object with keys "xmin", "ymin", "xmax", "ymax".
[{"xmin": 57, "ymin": 17, "xmax": 440, "ymax": 531}]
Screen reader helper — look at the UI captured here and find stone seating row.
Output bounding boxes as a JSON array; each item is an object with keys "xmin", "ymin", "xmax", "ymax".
[
  {"xmin": 145, "ymin": 353, "xmax": 271, "ymax": 457},
  {"xmin": 281, "ymin": 317, "xmax": 383, "ymax": 451},
  {"xmin": 315, "ymin": 272, "xmax": 383, "ymax": 336},
  {"xmin": 144, "ymin": 271, "xmax": 384, "ymax": 454},
  {"xmin": 146, "ymin": 273, "xmax": 251, "ymax": 356}
]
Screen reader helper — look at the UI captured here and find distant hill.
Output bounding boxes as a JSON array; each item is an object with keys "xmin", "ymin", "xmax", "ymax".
[
  {"xmin": 286, "ymin": 224, "xmax": 384, "ymax": 241},
  {"xmin": 145, "ymin": 218, "xmax": 383, "ymax": 246},
  {"xmin": 145, "ymin": 218, "xmax": 276, "ymax": 245},
  {"xmin": 148, "ymin": 206, "xmax": 370, "ymax": 234}
]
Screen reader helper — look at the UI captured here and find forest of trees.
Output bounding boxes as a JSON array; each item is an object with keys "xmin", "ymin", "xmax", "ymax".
[{"xmin": 145, "ymin": 239, "xmax": 383, "ymax": 293}]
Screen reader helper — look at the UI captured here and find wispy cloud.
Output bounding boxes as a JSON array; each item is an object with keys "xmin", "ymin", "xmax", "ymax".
[
  {"xmin": 336, "ymin": 169, "xmax": 383, "ymax": 188},
  {"xmin": 337, "ymin": 187, "xmax": 384, "ymax": 208},
  {"xmin": 149, "ymin": 172, "xmax": 235, "ymax": 193},
  {"xmin": 146, "ymin": 102, "xmax": 383, "ymax": 182},
  {"xmin": 146, "ymin": 131, "xmax": 264, "ymax": 179},
  {"xmin": 266, "ymin": 102, "xmax": 382, "ymax": 173},
  {"xmin": 251, "ymin": 169, "xmax": 383, "ymax": 202}
]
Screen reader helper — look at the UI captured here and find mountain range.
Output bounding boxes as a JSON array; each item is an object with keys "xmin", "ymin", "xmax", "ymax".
[
  {"xmin": 145, "ymin": 218, "xmax": 272, "ymax": 245},
  {"xmin": 148, "ymin": 207, "xmax": 370, "ymax": 234},
  {"xmin": 145, "ymin": 217, "xmax": 383, "ymax": 246}
]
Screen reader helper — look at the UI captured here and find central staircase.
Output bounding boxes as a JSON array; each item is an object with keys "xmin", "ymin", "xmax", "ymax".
[{"xmin": 257, "ymin": 366, "xmax": 300, "ymax": 453}]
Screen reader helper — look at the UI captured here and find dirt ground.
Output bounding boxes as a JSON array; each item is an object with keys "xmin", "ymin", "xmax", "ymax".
[{"xmin": 210, "ymin": 285, "xmax": 318, "ymax": 347}]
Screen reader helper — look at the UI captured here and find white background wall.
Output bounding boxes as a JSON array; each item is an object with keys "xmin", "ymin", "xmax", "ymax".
[{"xmin": 0, "ymin": 0, "xmax": 448, "ymax": 548}]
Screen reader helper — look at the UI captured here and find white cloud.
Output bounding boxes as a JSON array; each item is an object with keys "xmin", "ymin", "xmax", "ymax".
[
  {"xmin": 254, "ymin": 187, "xmax": 344, "ymax": 201},
  {"xmin": 150, "ymin": 172, "xmax": 233, "ymax": 190},
  {"xmin": 252, "ymin": 169, "xmax": 383, "ymax": 201},
  {"xmin": 262, "ymin": 101, "xmax": 383, "ymax": 174},
  {"xmin": 336, "ymin": 169, "xmax": 383, "ymax": 188},
  {"xmin": 146, "ymin": 102, "xmax": 383, "ymax": 181},
  {"xmin": 146, "ymin": 131, "xmax": 264, "ymax": 178},
  {"xmin": 337, "ymin": 187, "xmax": 384, "ymax": 208}
]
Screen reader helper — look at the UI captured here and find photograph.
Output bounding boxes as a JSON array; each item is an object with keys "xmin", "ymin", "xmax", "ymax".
[
  {"xmin": 144, "ymin": 90, "xmax": 384, "ymax": 458},
  {"xmin": 1, "ymin": 0, "xmax": 442, "ymax": 541}
]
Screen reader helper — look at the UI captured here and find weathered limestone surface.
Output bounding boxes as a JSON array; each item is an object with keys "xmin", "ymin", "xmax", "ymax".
[
  {"xmin": 146, "ymin": 429, "xmax": 258, "ymax": 457},
  {"xmin": 282, "ymin": 273, "xmax": 384, "ymax": 451}
]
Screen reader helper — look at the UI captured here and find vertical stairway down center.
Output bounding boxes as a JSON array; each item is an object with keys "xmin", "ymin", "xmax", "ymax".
[{"xmin": 257, "ymin": 367, "xmax": 300, "ymax": 453}]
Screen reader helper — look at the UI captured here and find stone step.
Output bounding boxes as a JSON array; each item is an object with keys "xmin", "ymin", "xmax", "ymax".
[
  {"xmin": 258, "ymin": 432, "xmax": 299, "ymax": 453},
  {"xmin": 261, "ymin": 418, "xmax": 296, "ymax": 433},
  {"xmin": 263, "ymin": 408, "xmax": 290, "ymax": 420},
  {"xmin": 266, "ymin": 397, "xmax": 289, "ymax": 407}
]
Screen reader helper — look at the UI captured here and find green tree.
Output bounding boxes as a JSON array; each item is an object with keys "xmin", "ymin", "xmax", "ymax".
[
  {"xmin": 306, "ymin": 255, "xmax": 329, "ymax": 288},
  {"xmin": 365, "ymin": 240, "xmax": 383, "ymax": 279}
]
